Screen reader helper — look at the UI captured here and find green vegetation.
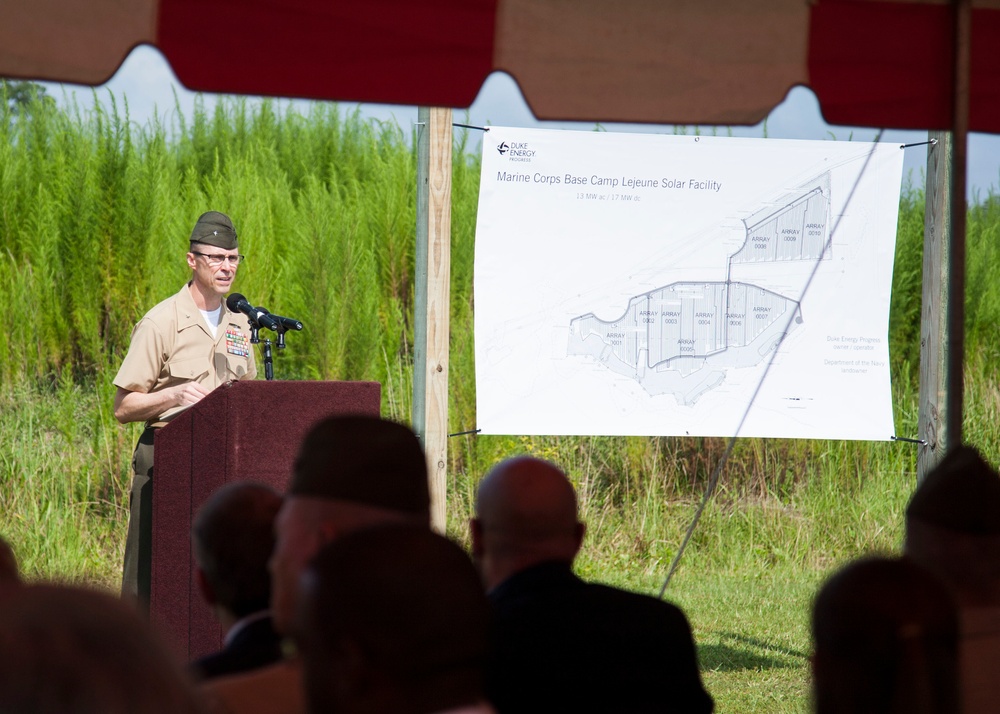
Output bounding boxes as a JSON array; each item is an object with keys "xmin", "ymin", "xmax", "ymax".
[{"xmin": 2, "ymin": 82, "xmax": 999, "ymax": 712}]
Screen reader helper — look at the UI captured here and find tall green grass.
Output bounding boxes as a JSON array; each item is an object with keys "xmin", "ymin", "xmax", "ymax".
[{"xmin": 3, "ymin": 82, "xmax": 1000, "ymax": 713}]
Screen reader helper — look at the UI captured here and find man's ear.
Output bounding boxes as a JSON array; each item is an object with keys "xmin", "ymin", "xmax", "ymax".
[
  {"xmin": 195, "ymin": 565, "xmax": 216, "ymax": 606},
  {"xmin": 185, "ymin": 250, "xmax": 198, "ymax": 271}
]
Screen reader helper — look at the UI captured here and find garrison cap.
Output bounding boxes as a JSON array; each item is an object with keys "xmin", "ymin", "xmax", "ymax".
[
  {"xmin": 189, "ymin": 211, "xmax": 238, "ymax": 250},
  {"xmin": 289, "ymin": 415, "xmax": 429, "ymax": 517},
  {"xmin": 906, "ymin": 445, "xmax": 1000, "ymax": 535}
]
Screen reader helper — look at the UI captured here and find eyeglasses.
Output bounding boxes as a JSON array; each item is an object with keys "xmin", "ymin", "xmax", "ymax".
[{"xmin": 191, "ymin": 251, "xmax": 246, "ymax": 267}]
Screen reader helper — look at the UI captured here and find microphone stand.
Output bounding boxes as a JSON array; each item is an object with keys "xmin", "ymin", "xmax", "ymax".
[
  {"xmin": 247, "ymin": 316, "xmax": 293, "ymax": 381},
  {"xmin": 262, "ymin": 335, "xmax": 275, "ymax": 381}
]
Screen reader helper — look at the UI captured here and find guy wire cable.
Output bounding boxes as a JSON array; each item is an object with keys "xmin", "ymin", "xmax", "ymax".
[{"xmin": 658, "ymin": 129, "xmax": 887, "ymax": 599}]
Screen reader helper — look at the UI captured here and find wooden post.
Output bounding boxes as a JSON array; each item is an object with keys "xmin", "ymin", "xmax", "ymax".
[
  {"xmin": 917, "ymin": 0, "xmax": 970, "ymax": 480},
  {"xmin": 413, "ymin": 107, "xmax": 453, "ymax": 531},
  {"xmin": 918, "ymin": 132, "xmax": 953, "ymax": 479}
]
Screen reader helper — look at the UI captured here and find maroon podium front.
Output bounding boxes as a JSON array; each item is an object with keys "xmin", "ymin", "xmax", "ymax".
[{"xmin": 150, "ymin": 379, "xmax": 381, "ymax": 661}]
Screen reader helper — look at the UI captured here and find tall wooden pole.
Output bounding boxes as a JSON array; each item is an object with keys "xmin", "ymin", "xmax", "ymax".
[
  {"xmin": 413, "ymin": 107, "xmax": 453, "ymax": 530},
  {"xmin": 918, "ymin": 132, "xmax": 954, "ymax": 478},
  {"xmin": 917, "ymin": 0, "xmax": 970, "ymax": 480}
]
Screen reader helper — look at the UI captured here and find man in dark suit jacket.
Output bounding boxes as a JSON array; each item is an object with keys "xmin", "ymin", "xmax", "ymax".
[
  {"xmin": 471, "ymin": 456, "xmax": 714, "ymax": 714},
  {"xmin": 190, "ymin": 481, "xmax": 285, "ymax": 680}
]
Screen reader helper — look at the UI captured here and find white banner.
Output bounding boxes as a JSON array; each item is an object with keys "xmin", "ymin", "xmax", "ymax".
[{"xmin": 474, "ymin": 127, "xmax": 903, "ymax": 440}]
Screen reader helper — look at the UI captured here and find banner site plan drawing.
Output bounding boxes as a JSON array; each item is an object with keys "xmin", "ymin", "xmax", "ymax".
[
  {"xmin": 567, "ymin": 172, "xmax": 828, "ymax": 405},
  {"xmin": 474, "ymin": 128, "xmax": 904, "ymax": 440}
]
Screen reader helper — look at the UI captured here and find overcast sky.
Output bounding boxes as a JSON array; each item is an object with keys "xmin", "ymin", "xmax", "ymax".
[{"xmin": 41, "ymin": 45, "xmax": 1000, "ymax": 203}]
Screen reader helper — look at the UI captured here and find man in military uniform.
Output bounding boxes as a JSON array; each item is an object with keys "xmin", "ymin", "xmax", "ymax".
[{"xmin": 113, "ymin": 211, "xmax": 257, "ymax": 607}]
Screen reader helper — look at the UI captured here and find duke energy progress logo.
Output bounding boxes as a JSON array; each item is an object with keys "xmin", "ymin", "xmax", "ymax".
[{"xmin": 497, "ymin": 139, "xmax": 536, "ymax": 163}]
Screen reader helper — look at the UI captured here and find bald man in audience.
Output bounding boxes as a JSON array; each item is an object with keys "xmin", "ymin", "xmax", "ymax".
[
  {"xmin": 200, "ymin": 415, "xmax": 431, "ymax": 714},
  {"xmin": 811, "ymin": 555, "xmax": 959, "ymax": 714},
  {"xmin": 190, "ymin": 481, "xmax": 284, "ymax": 681},
  {"xmin": 904, "ymin": 445, "xmax": 1000, "ymax": 714},
  {"xmin": 471, "ymin": 456, "xmax": 713, "ymax": 714},
  {"xmin": 296, "ymin": 525, "xmax": 495, "ymax": 714}
]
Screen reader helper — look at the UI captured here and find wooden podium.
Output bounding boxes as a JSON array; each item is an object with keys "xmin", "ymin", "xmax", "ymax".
[{"xmin": 150, "ymin": 379, "xmax": 381, "ymax": 661}]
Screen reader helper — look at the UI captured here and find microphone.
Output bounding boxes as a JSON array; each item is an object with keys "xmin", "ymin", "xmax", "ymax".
[
  {"xmin": 259, "ymin": 308, "xmax": 303, "ymax": 331},
  {"xmin": 226, "ymin": 293, "xmax": 279, "ymax": 331}
]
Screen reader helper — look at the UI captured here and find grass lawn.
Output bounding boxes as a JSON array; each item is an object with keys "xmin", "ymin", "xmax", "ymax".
[
  {"xmin": 672, "ymin": 567, "xmax": 823, "ymax": 713},
  {"xmin": 0, "ymin": 379, "xmax": 948, "ymax": 714}
]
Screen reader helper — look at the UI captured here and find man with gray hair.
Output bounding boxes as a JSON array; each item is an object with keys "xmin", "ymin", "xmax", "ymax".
[
  {"xmin": 113, "ymin": 211, "xmax": 257, "ymax": 607},
  {"xmin": 201, "ymin": 414, "xmax": 431, "ymax": 714}
]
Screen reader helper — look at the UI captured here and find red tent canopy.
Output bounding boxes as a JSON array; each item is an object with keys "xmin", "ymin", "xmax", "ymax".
[{"xmin": 2, "ymin": 0, "xmax": 999, "ymax": 133}]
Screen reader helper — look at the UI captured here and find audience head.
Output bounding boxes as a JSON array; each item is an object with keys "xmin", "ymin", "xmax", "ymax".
[
  {"xmin": 295, "ymin": 524, "xmax": 490, "ymax": 714},
  {"xmin": 904, "ymin": 445, "xmax": 1000, "ymax": 604},
  {"xmin": 471, "ymin": 455, "xmax": 584, "ymax": 591},
  {"xmin": 811, "ymin": 555, "xmax": 959, "ymax": 714},
  {"xmin": 191, "ymin": 481, "xmax": 282, "ymax": 625},
  {"xmin": 0, "ymin": 583, "xmax": 204, "ymax": 714},
  {"xmin": 270, "ymin": 415, "xmax": 430, "ymax": 633}
]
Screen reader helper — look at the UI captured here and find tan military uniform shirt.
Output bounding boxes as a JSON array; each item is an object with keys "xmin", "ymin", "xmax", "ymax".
[{"xmin": 113, "ymin": 282, "xmax": 257, "ymax": 427}]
